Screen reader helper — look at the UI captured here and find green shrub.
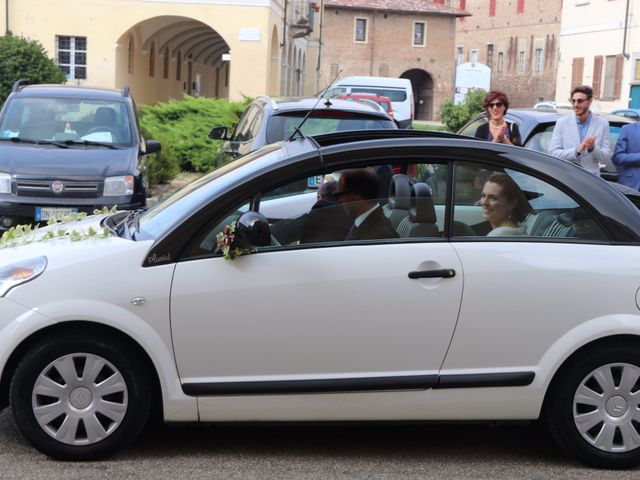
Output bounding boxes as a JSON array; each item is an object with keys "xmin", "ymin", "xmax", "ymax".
[
  {"xmin": 138, "ymin": 95, "xmax": 251, "ymax": 183},
  {"xmin": 439, "ymin": 88, "xmax": 486, "ymax": 132},
  {"xmin": 0, "ymin": 35, "xmax": 66, "ymax": 106}
]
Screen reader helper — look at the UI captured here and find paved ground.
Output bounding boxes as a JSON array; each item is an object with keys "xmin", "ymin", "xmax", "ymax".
[{"xmin": 2, "ymin": 409, "xmax": 640, "ymax": 480}]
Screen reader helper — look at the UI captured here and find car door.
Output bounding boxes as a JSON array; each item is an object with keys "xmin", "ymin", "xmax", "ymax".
[
  {"xmin": 440, "ymin": 162, "xmax": 633, "ymax": 379},
  {"xmin": 169, "ymin": 162, "xmax": 464, "ymax": 419}
]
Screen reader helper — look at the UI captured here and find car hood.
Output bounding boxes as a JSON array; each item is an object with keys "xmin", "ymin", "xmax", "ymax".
[
  {"xmin": 0, "ymin": 143, "xmax": 136, "ymax": 177},
  {"xmin": 0, "ymin": 213, "xmax": 153, "ymax": 286}
]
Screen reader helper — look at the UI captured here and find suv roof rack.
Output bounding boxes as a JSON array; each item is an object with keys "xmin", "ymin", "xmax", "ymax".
[
  {"xmin": 122, "ymin": 84, "xmax": 130, "ymax": 98},
  {"xmin": 12, "ymin": 79, "xmax": 30, "ymax": 93}
]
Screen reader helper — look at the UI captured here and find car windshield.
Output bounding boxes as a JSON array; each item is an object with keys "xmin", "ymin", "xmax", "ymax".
[
  {"xmin": 350, "ymin": 87, "xmax": 407, "ymax": 102},
  {"xmin": 137, "ymin": 144, "xmax": 283, "ymax": 239},
  {"xmin": 266, "ymin": 111, "xmax": 395, "ymax": 143},
  {"xmin": 0, "ymin": 97, "xmax": 134, "ymax": 147}
]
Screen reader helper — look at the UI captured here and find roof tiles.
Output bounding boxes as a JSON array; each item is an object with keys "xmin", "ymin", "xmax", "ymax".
[{"xmin": 323, "ymin": 0, "xmax": 470, "ymax": 17}]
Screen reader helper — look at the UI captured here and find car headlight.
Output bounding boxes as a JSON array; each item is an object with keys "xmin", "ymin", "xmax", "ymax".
[
  {"xmin": 0, "ymin": 173, "xmax": 12, "ymax": 194},
  {"xmin": 104, "ymin": 175, "xmax": 134, "ymax": 196},
  {"xmin": 0, "ymin": 256, "xmax": 47, "ymax": 297}
]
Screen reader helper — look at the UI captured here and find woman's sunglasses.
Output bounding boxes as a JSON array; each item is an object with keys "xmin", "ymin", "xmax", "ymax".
[{"xmin": 488, "ymin": 102, "xmax": 504, "ymax": 109}]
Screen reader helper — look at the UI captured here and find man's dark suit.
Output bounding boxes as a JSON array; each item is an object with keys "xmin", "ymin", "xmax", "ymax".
[{"xmin": 346, "ymin": 205, "xmax": 399, "ymax": 240}]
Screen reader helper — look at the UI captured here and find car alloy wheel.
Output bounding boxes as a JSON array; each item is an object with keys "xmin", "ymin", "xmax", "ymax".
[
  {"xmin": 573, "ymin": 363, "xmax": 640, "ymax": 453},
  {"xmin": 31, "ymin": 353, "xmax": 128, "ymax": 446}
]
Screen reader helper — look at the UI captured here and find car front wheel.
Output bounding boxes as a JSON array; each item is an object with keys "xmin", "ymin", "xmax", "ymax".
[
  {"xmin": 10, "ymin": 332, "xmax": 151, "ymax": 460},
  {"xmin": 545, "ymin": 344, "xmax": 640, "ymax": 469}
]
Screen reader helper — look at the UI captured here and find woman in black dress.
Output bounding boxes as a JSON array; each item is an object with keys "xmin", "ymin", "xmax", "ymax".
[{"xmin": 475, "ymin": 90, "xmax": 522, "ymax": 147}]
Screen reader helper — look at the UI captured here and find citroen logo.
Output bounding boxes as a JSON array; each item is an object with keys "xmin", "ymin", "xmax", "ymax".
[{"xmin": 51, "ymin": 181, "xmax": 64, "ymax": 194}]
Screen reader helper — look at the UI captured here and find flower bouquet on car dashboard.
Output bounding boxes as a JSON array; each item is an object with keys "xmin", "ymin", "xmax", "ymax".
[{"xmin": 215, "ymin": 221, "xmax": 256, "ymax": 261}]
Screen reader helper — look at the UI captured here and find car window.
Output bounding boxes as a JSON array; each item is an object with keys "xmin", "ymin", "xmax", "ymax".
[
  {"xmin": 451, "ymin": 162, "xmax": 607, "ymax": 241},
  {"xmin": 350, "ymin": 87, "xmax": 407, "ymax": 102},
  {"xmin": 524, "ymin": 125, "xmax": 555, "ymax": 153},
  {"xmin": 457, "ymin": 117, "xmax": 487, "ymax": 138},
  {"xmin": 232, "ymin": 105, "xmax": 259, "ymax": 142},
  {"xmin": 266, "ymin": 113, "xmax": 395, "ymax": 143},
  {"xmin": 186, "ymin": 161, "xmax": 449, "ymax": 257},
  {"xmin": 0, "ymin": 97, "xmax": 133, "ymax": 146}
]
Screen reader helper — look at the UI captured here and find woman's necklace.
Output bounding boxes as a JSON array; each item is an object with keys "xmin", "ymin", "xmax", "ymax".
[{"xmin": 489, "ymin": 121, "xmax": 505, "ymax": 129}]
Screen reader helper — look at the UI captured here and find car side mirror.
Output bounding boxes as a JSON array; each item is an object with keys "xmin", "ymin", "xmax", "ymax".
[
  {"xmin": 145, "ymin": 140, "xmax": 161, "ymax": 154},
  {"xmin": 208, "ymin": 126, "xmax": 228, "ymax": 140},
  {"xmin": 234, "ymin": 211, "xmax": 271, "ymax": 248}
]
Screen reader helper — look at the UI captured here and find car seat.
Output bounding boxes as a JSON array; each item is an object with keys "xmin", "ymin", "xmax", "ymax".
[
  {"xmin": 396, "ymin": 182, "xmax": 439, "ymax": 238},
  {"xmin": 383, "ymin": 174, "xmax": 412, "ymax": 230}
]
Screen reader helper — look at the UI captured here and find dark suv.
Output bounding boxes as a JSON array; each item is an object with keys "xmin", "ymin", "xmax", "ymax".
[{"xmin": 0, "ymin": 80, "xmax": 160, "ymax": 227}]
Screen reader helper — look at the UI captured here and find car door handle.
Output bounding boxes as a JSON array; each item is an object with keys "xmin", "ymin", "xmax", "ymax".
[{"xmin": 408, "ymin": 269, "xmax": 456, "ymax": 279}]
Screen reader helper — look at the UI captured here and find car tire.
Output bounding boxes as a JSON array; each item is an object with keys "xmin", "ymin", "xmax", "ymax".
[
  {"xmin": 9, "ymin": 331, "xmax": 151, "ymax": 460},
  {"xmin": 544, "ymin": 343, "xmax": 640, "ymax": 469}
]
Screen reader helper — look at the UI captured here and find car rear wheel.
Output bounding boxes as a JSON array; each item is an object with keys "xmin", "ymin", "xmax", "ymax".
[
  {"xmin": 545, "ymin": 344, "xmax": 640, "ymax": 468},
  {"xmin": 10, "ymin": 332, "xmax": 151, "ymax": 460}
]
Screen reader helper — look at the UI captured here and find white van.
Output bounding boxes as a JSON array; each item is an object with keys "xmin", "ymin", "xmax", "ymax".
[{"xmin": 323, "ymin": 76, "xmax": 414, "ymax": 128}]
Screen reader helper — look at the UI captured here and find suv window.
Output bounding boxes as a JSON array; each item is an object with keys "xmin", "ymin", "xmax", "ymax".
[
  {"xmin": 266, "ymin": 112, "xmax": 395, "ymax": 143},
  {"xmin": 0, "ymin": 97, "xmax": 133, "ymax": 146}
]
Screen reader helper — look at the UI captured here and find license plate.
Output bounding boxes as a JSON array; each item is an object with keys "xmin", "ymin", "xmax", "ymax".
[{"xmin": 34, "ymin": 207, "xmax": 78, "ymax": 221}]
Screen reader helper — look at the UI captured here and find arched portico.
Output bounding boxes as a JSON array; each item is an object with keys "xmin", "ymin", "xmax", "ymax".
[
  {"xmin": 115, "ymin": 16, "xmax": 231, "ymax": 104},
  {"xmin": 401, "ymin": 69, "xmax": 434, "ymax": 121}
]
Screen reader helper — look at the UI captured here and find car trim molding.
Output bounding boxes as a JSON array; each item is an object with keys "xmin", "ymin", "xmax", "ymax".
[{"xmin": 181, "ymin": 371, "xmax": 534, "ymax": 396}]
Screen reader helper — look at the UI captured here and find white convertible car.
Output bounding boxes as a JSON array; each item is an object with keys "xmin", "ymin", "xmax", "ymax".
[{"xmin": 1, "ymin": 129, "xmax": 640, "ymax": 468}]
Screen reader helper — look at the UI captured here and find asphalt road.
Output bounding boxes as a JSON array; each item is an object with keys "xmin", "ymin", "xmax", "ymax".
[{"xmin": 2, "ymin": 409, "xmax": 640, "ymax": 479}]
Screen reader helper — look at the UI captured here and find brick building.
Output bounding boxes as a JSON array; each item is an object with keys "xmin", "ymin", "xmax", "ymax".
[
  {"xmin": 455, "ymin": 0, "xmax": 561, "ymax": 107},
  {"xmin": 320, "ymin": 0, "xmax": 468, "ymax": 120}
]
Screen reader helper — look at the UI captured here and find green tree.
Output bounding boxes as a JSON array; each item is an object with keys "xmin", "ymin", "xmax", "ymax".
[
  {"xmin": 439, "ymin": 88, "xmax": 486, "ymax": 132},
  {"xmin": 0, "ymin": 35, "xmax": 66, "ymax": 106}
]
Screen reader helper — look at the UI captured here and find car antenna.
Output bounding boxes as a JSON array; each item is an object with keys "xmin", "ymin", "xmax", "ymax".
[{"xmin": 287, "ymin": 69, "xmax": 343, "ymax": 142}]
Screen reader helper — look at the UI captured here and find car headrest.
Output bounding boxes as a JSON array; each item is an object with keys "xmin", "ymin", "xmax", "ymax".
[
  {"xmin": 94, "ymin": 107, "xmax": 117, "ymax": 125},
  {"xmin": 387, "ymin": 174, "xmax": 412, "ymax": 210},
  {"xmin": 410, "ymin": 182, "xmax": 437, "ymax": 223}
]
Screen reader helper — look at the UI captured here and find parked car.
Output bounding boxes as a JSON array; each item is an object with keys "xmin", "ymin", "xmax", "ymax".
[
  {"xmin": 610, "ymin": 108, "xmax": 640, "ymax": 121},
  {"xmin": 533, "ymin": 101, "xmax": 572, "ymax": 110},
  {"xmin": 0, "ymin": 80, "xmax": 160, "ymax": 228},
  {"xmin": 3, "ymin": 129, "xmax": 640, "ymax": 467},
  {"xmin": 322, "ymin": 76, "xmax": 414, "ymax": 128},
  {"xmin": 208, "ymin": 96, "xmax": 396, "ymax": 159},
  {"xmin": 335, "ymin": 93, "xmax": 394, "ymax": 120},
  {"xmin": 458, "ymin": 108, "xmax": 633, "ymax": 180}
]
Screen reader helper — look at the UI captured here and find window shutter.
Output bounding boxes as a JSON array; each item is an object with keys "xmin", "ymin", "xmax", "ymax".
[
  {"xmin": 592, "ymin": 56, "xmax": 603, "ymax": 99},
  {"xmin": 571, "ymin": 57, "xmax": 584, "ymax": 90},
  {"xmin": 613, "ymin": 54, "xmax": 624, "ymax": 99}
]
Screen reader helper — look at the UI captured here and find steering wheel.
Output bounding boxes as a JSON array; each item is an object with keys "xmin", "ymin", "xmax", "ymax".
[{"xmin": 85, "ymin": 127, "xmax": 120, "ymax": 141}]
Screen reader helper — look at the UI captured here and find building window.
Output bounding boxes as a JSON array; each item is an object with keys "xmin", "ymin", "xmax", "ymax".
[
  {"xmin": 56, "ymin": 36, "xmax": 87, "ymax": 80},
  {"xmin": 517, "ymin": 0, "xmax": 525, "ymax": 14},
  {"xmin": 635, "ymin": 58, "xmax": 640, "ymax": 81},
  {"xmin": 413, "ymin": 22, "xmax": 426, "ymax": 46},
  {"xmin": 603, "ymin": 54, "xmax": 624, "ymax": 99},
  {"xmin": 489, "ymin": 0, "xmax": 496, "ymax": 16},
  {"xmin": 535, "ymin": 48, "xmax": 543, "ymax": 73},
  {"xmin": 459, "ymin": 0, "xmax": 466, "ymax": 9},
  {"xmin": 149, "ymin": 42, "xmax": 155, "ymax": 78},
  {"xmin": 519, "ymin": 51, "xmax": 526, "ymax": 73},
  {"xmin": 354, "ymin": 18, "xmax": 367, "ymax": 43},
  {"xmin": 176, "ymin": 51, "xmax": 182, "ymax": 81},
  {"xmin": 487, "ymin": 44, "xmax": 494, "ymax": 67},
  {"xmin": 163, "ymin": 47, "xmax": 169, "ymax": 79},
  {"xmin": 456, "ymin": 47, "xmax": 464, "ymax": 66},
  {"xmin": 471, "ymin": 50, "xmax": 479, "ymax": 62},
  {"xmin": 497, "ymin": 52, "xmax": 504, "ymax": 72}
]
